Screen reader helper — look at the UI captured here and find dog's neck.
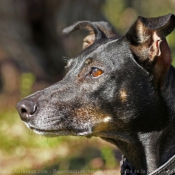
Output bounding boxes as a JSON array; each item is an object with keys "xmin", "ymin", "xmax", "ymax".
[
  {"xmin": 102, "ymin": 66, "xmax": 175, "ymax": 174},
  {"xmin": 103, "ymin": 131, "xmax": 166, "ymax": 174},
  {"xmin": 103, "ymin": 126, "xmax": 175, "ymax": 174},
  {"xmin": 139, "ymin": 66, "xmax": 175, "ymax": 173}
]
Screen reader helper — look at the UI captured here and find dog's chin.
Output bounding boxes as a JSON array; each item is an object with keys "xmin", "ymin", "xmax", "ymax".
[{"xmin": 23, "ymin": 122, "xmax": 92, "ymax": 137}]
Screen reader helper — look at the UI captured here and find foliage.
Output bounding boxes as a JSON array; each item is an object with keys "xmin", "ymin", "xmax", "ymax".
[{"xmin": 20, "ymin": 73, "xmax": 36, "ymax": 98}]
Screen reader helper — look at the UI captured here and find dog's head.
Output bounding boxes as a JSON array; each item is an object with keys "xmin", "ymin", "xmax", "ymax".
[{"xmin": 16, "ymin": 14, "xmax": 175, "ymax": 141}]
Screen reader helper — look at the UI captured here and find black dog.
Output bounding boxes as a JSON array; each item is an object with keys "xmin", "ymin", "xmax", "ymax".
[{"xmin": 16, "ymin": 14, "xmax": 175, "ymax": 174}]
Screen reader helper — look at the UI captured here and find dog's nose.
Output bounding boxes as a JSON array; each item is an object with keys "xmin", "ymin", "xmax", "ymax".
[{"xmin": 16, "ymin": 99, "xmax": 37, "ymax": 121}]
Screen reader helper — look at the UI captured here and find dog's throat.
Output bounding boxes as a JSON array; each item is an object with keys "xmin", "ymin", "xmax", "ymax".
[
  {"xmin": 101, "ymin": 137, "xmax": 148, "ymax": 173},
  {"xmin": 102, "ymin": 130, "xmax": 175, "ymax": 175}
]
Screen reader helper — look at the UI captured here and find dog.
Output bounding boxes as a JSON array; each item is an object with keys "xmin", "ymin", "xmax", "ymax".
[{"xmin": 16, "ymin": 14, "xmax": 175, "ymax": 174}]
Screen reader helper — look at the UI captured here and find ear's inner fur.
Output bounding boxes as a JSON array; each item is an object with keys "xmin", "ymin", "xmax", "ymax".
[{"xmin": 63, "ymin": 21, "xmax": 118, "ymax": 49}]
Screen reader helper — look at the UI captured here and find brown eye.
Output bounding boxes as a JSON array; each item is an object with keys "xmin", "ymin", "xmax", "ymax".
[{"xmin": 91, "ymin": 67, "xmax": 103, "ymax": 77}]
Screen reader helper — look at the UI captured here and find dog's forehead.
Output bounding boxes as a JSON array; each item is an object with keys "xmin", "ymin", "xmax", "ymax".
[{"xmin": 75, "ymin": 37, "xmax": 128, "ymax": 65}]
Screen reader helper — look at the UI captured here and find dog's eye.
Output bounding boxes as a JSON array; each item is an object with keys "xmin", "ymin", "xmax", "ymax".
[{"xmin": 90, "ymin": 67, "xmax": 103, "ymax": 77}]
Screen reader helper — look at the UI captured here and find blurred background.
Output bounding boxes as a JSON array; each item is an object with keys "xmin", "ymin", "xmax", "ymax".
[{"xmin": 0, "ymin": 0, "xmax": 175, "ymax": 175}]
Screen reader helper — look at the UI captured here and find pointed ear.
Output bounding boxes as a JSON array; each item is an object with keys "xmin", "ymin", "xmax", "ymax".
[
  {"xmin": 126, "ymin": 14, "xmax": 175, "ymax": 85},
  {"xmin": 63, "ymin": 21, "xmax": 118, "ymax": 50}
]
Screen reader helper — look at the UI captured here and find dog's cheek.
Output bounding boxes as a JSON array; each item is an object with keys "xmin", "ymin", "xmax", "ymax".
[
  {"xmin": 74, "ymin": 106, "xmax": 104, "ymax": 123},
  {"xmin": 73, "ymin": 106, "xmax": 113, "ymax": 129}
]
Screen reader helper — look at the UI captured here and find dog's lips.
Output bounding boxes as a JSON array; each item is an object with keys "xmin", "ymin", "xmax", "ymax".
[
  {"xmin": 30, "ymin": 126, "xmax": 74, "ymax": 136},
  {"xmin": 23, "ymin": 122, "xmax": 92, "ymax": 137},
  {"xmin": 33, "ymin": 128, "xmax": 73, "ymax": 137},
  {"xmin": 32, "ymin": 127, "xmax": 92, "ymax": 137}
]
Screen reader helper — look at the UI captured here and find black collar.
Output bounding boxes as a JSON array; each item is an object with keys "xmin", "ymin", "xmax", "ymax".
[{"xmin": 121, "ymin": 154, "xmax": 175, "ymax": 175}]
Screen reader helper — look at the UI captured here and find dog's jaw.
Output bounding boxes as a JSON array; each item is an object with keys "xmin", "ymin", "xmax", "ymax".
[
  {"xmin": 33, "ymin": 129, "xmax": 71, "ymax": 137},
  {"xmin": 23, "ymin": 121, "xmax": 93, "ymax": 137}
]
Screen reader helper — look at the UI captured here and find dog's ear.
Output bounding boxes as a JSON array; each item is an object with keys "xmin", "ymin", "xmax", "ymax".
[
  {"xmin": 63, "ymin": 21, "xmax": 117, "ymax": 50},
  {"xmin": 126, "ymin": 14, "xmax": 175, "ymax": 85}
]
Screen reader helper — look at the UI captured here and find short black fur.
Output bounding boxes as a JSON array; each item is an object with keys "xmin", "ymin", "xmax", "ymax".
[{"xmin": 16, "ymin": 14, "xmax": 175, "ymax": 174}]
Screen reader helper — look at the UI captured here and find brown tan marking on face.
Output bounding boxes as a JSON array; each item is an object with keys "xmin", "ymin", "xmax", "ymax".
[
  {"xmin": 74, "ymin": 106, "xmax": 108, "ymax": 123},
  {"xmin": 74, "ymin": 106, "xmax": 113, "ymax": 133},
  {"xmin": 119, "ymin": 89, "xmax": 128, "ymax": 102}
]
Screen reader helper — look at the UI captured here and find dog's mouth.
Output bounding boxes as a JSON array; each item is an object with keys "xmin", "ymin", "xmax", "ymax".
[{"xmin": 24, "ymin": 122, "xmax": 92, "ymax": 137}]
